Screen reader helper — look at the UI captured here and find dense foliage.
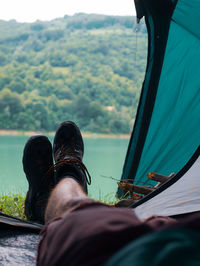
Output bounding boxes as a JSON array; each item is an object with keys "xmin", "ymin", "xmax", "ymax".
[{"xmin": 0, "ymin": 14, "xmax": 147, "ymax": 133}]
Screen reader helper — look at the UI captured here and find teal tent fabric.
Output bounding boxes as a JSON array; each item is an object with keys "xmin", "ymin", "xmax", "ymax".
[
  {"xmin": 118, "ymin": 0, "xmax": 200, "ymax": 200},
  {"xmin": 105, "ymin": 229, "xmax": 200, "ymax": 266},
  {"xmin": 135, "ymin": 1, "xmax": 200, "ymax": 184}
]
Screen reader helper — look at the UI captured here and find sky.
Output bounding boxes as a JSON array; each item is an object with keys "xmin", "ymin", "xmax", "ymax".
[{"xmin": 0, "ymin": 0, "xmax": 136, "ymax": 23}]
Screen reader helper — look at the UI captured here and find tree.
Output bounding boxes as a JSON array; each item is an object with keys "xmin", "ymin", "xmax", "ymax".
[
  {"xmin": 0, "ymin": 52, "xmax": 8, "ymax": 66},
  {"xmin": 0, "ymin": 14, "xmax": 147, "ymax": 133},
  {"xmin": 0, "ymin": 88, "xmax": 23, "ymax": 114},
  {"xmin": 8, "ymin": 78, "xmax": 26, "ymax": 93}
]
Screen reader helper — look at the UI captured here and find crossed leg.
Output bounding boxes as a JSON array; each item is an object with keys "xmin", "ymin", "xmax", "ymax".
[{"xmin": 45, "ymin": 178, "xmax": 92, "ymax": 222}]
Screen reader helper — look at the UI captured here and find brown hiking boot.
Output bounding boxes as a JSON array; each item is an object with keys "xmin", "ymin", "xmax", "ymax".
[{"xmin": 53, "ymin": 121, "xmax": 91, "ymax": 193}]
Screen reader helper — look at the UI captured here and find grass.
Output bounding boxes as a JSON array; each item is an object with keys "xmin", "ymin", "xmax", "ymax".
[
  {"xmin": 0, "ymin": 193, "xmax": 120, "ymax": 220},
  {"xmin": 0, "ymin": 194, "xmax": 26, "ymax": 220}
]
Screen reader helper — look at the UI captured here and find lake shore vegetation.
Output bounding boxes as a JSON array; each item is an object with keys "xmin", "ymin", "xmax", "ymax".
[
  {"xmin": 0, "ymin": 194, "xmax": 26, "ymax": 220},
  {"xmin": 0, "ymin": 193, "xmax": 118, "ymax": 220},
  {"xmin": 0, "ymin": 129, "xmax": 130, "ymax": 138}
]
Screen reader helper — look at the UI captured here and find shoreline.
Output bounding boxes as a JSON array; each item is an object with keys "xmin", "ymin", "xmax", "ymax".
[{"xmin": 0, "ymin": 129, "xmax": 130, "ymax": 139}]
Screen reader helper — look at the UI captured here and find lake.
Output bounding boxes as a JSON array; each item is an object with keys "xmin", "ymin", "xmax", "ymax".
[{"xmin": 0, "ymin": 135, "xmax": 129, "ymax": 201}]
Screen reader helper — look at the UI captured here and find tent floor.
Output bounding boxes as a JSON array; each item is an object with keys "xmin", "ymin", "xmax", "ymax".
[{"xmin": 0, "ymin": 212, "xmax": 42, "ymax": 265}]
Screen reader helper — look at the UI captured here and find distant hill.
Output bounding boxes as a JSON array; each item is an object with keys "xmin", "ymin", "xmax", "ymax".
[{"xmin": 0, "ymin": 13, "xmax": 147, "ymax": 133}]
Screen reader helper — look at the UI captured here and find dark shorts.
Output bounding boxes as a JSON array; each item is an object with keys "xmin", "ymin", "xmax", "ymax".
[{"xmin": 37, "ymin": 201, "xmax": 199, "ymax": 266}]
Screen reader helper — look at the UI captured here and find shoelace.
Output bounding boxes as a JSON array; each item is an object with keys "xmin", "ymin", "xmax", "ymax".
[
  {"xmin": 55, "ymin": 143, "xmax": 80, "ymax": 161},
  {"xmin": 45, "ymin": 157, "xmax": 91, "ymax": 185}
]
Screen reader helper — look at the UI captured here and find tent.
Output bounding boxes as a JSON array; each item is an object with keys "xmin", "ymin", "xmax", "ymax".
[
  {"xmin": 1, "ymin": 0, "xmax": 200, "ymax": 263},
  {"xmin": 117, "ymin": 0, "xmax": 200, "ymax": 218},
  {"xmin": 0, "ymin": 212, "xmax": 41, "ymax": 264}
]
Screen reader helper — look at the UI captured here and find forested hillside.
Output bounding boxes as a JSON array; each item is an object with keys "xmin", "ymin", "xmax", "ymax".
[{"xmin": 0, "ymin": 13, "xmax": 147, "ymax": 133}]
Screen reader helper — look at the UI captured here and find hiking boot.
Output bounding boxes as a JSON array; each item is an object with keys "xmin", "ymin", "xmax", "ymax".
[
  {"xmin": 23, "ymin": 135, "xmax": 54, "ymax": 224},
  {"xmin": 53, "ymin": 121, "xmax": 91, "ymax": 193}
]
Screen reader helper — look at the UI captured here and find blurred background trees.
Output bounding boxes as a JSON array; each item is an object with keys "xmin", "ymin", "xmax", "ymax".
[{"xmin": 0, "ymin": 13, "xmax": 147, "ymax": 134}]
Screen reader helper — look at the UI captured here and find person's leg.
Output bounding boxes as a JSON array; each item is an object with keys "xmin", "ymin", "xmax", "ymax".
[
  {"xmin": 45, "ymin": 178, "xmax": 93, "ymax": 222},
  {"xmin": 44, "ymin": 121, "xmax": 93, "ymax": 222},
  {"xmin": 23, "ymin": 135, "xmax": 54, "ymax": 223},
  {"xmin": 21, "ymin": 121, "xmax": 153, "ymax": 266},
  {"xmin": 23, "ymin": 121, "xmax": 92, "ymax": 224}
]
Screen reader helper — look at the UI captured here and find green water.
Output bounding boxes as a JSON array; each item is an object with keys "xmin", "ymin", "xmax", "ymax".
[{"xmin": 0, "ymin": 135, "xmax": 129, "ymax": 201}]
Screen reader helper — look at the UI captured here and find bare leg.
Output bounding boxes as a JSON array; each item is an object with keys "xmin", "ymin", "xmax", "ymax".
[{"xmin": 45, "ymin": 177, "xmax": 93, "ymax": 223}]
